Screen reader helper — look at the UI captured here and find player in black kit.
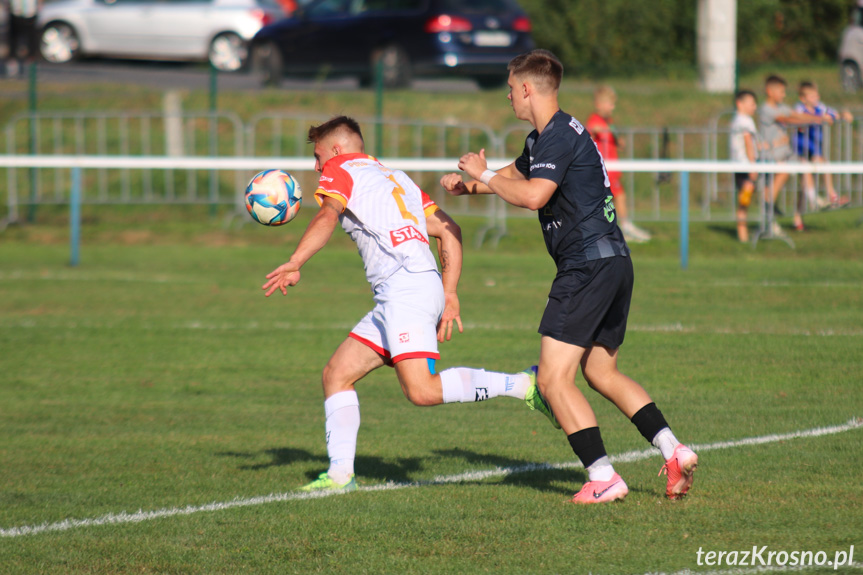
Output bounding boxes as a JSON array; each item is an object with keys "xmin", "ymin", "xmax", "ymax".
[{"xmin": 441, "ymin": 49, "xmax": 698, "ymax": 503}]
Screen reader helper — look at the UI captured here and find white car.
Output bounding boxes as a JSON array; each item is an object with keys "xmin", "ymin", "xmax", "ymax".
[{"xmin": 38, "ymin": 0, "xmax": 285, "ymax": 71}]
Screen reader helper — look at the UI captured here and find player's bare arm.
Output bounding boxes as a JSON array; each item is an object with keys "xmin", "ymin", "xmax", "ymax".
[
  {"xmin": 457, "ymin": 148, "xmax": 556, "ymax": 210},
  {"xmin": 441, "ymin": 159, "xmax": 523, "ymax": 197},
  {"xmin": 262, "ymin": 197, "xmax": 343, "ymax": 297},
  {"xmin": 779, "ymin": 111, "xmax": 825, "ymax": 126},
  {"xmin": 426, "ymin": 208, "xmax": 464, "ymax": 342}
]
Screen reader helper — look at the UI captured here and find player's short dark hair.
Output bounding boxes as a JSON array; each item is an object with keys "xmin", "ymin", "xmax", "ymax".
[
  {"xmin": 508, "ymin": 49, "xmax": 563, "ymax": 92},
  {"xmin": 308, "ymin": 116, "xmax": 364, "ymax": 144},
  {"xmin": 798, "ymin": 80, "xmax": 817, "ymax": 94},
  {"xmin": 735, "ymin": 89, "xmax": 756, "ymax": 104},
  {"xmin": 765, "ymin": 74, "xmax": 787, "ymax": 88}
]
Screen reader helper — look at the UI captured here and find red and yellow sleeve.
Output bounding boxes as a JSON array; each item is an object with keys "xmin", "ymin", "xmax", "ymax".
[
  {"xmin": 315, "ymin": 164, "xmax": 353, "ymax": 210},
  {"xmin": 420, "ymin": 190, "xmax": 440, "ymax": 217}
]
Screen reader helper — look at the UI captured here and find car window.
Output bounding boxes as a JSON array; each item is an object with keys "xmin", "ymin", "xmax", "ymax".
[
  {"xmin": 305, "ymin": 0, "xmax": 352, "ymax": 17},
  {"xmin": 437, "ymin": 0, "xmax": 516, "ymax": 12},
  {"xmin": 388, "ymin": 0, "xmax": 426, "ymax": 9}
]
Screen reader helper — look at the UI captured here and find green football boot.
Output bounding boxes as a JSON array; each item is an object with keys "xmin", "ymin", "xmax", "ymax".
[
  {"xmin": 299, "ymin": 472, "xmax": 357, "ymax": 493},
  {"xmin": 523, "ymin": 366, "xmax": 561, "ymax": 429}
]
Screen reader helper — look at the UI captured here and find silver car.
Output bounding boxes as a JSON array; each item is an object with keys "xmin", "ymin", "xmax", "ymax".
[
  {"xmin": 38, "ymin": 0, "xmax": 284, "ymax": 71},
  {"xmin": 839, "ymin": 4, "xmax": 863, "ymax": 92}
]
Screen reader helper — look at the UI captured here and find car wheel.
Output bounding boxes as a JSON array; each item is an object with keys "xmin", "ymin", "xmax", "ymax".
[
  {"xmin": 252, "ymin": 41, "xmax": 283, "ymax": 87},
  {"xmin": 841, "ymin": 60, "xmax": 861, "ymax": 93},
  {"xmin": 209, "ymin": 32, "xmax": 247, "ymax": 72},
  {"xmin": 371, "ymin": 45, "xmax": 411, "ymax": 88},
  {"xmin": 40, "ymin": 22, "xmax": 80, "ymax": 64}
]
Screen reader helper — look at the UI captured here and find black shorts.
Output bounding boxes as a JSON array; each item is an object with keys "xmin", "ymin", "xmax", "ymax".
[
  {"xmin": 538, "ymin": 255, "xmax": 633, "ymax": 349},
  {"xmin": 734, "ymin": 173, "xmax": 756, "ymax": 191}
]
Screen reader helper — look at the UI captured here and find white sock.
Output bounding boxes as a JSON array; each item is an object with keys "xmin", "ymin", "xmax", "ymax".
[
  {"xmin": 652, "ymin": 427, "xmax": 680, "ymax": 460},
  {"xmin": 586, "ymin": 456, "xmax": 616, "ymax": 482},
  {"xmin": 439, "ymin": 367, "xmax": 530, "ymax": 403},
  {"xmin": 324, "ymin": 390, "xmax": 360, "ymax": 484},
  {"xmin": 804, "ymin": 187, "xmax": 818, "ymax": 210}
]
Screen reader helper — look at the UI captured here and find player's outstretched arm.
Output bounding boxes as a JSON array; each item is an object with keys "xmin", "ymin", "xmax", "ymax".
[
  {"xmin": 262, "ymin": 197, "xmax": 342, "ymax": 297},
  {"xmin": 440, "ymin": 159, "xmax": 521, "ymax": 196},
  {"xmin": 458, "ymin": 148, "xmax": 555, "ymax": 210},
  {"xmin": 426, "ymin": 208, "xmax": 464, "ymax": 342}
]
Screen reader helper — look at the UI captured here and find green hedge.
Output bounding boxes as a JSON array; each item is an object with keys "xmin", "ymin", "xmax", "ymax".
[{"xmin": 518, "ymin": 0, "xmax": 853, "ymax": 77}]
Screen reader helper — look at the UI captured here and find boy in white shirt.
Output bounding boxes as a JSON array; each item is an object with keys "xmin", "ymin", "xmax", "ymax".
[{"xmin": 729, "ymin": 90, "xmax": 759, "ymax": 242}]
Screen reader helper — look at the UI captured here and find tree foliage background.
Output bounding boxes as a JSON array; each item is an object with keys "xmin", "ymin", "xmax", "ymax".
[{"xmin": 517, "ymin": 0, "xmax": 854, "ymax": 76}]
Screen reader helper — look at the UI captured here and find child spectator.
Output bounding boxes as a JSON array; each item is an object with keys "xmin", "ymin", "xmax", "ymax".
[
  {"xmin": 729, "ymin": 89, "xmax": 759, "ymax": 243},
  {"xmin": 586, "ymin": 85, "xmax": 652, "ymax": 243},
  {"xmin": 793, "ymin": 81, "xmax": 852, "ymax": 226},
  {"xmin": 758, "ymin": 75, "xmax": 823, "ymax": 234}
]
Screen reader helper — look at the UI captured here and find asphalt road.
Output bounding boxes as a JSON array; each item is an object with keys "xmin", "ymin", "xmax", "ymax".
[{"xmin": 11, "ymin": 59, "xmax": 482, "ymax": 93}]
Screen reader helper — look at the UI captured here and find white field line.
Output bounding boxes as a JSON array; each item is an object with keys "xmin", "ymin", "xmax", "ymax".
[
  {"xmin": 2, "ymin": 270, "xmax": 861, "ymax": 290},
  {"xmin": 3, "ymin": 319, "xmax": 863, "ymax": 337},
  {"xmin": 1, "ymin": 418, "xmax": 861, "ymax": 539},
  {"xmin": 638, "ymin": 561, "xmax": 863, "ymax": 575}
]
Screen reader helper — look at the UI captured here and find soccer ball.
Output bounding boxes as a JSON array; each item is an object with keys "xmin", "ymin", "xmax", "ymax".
[{"xmin": 244, "ymin": 169, "xmax": 303, "ymax": 226}]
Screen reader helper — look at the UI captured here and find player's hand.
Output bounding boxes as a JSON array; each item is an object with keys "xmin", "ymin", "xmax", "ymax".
[
  {"xmin": 440, "ymin": 173, "xmax": 468, "ymax": 196},
  {"xmin": 458, "ymin": 148, "xmax": 488, "ymax": 181},
  {"xmin": 262, "ymin": 262, "xmax": 302, "ymax": 296},
  {"xmin": 437, "ymin": 292, "xmax": 464, "ymax": 342}
]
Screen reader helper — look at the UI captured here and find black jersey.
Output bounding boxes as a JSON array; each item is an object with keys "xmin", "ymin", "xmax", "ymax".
[{"xmin": 515, "ymin": 109, "xmax": 630, "ymax": 270}]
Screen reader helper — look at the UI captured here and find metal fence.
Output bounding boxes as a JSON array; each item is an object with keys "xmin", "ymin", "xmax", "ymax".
[{"xmin": 3, "ymin": 110, "xmax": 863, "ymax": 228}]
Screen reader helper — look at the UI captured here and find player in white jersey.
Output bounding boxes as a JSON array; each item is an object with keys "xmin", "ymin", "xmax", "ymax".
[{"xmin": 262, "ymin": 116, "xmax": 553, "ymax": 492}]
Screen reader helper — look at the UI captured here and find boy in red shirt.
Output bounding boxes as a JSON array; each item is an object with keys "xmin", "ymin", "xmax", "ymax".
[{"xmin": 585, "ymin": 85, "xmax": 651, "ymax": 243}]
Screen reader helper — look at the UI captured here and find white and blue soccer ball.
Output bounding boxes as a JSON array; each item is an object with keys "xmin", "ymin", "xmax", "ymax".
[{"xmin": 244, "ymin": 169, "xmax": 302, "ymax": 226}]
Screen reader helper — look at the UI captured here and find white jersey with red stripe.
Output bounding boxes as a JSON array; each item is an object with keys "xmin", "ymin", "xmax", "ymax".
[{"xmin": 315, "ymin": 153, "xmax": 440, "ymax": 290}]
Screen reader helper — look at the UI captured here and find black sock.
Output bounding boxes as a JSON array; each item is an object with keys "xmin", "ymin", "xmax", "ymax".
[
  {"xmin": 630, "ymin": 402, "xmax": 669, "ymax": 444},
  {"xmin": 567, "ymin": 426, "xmax": 607, "ymax": 469}
]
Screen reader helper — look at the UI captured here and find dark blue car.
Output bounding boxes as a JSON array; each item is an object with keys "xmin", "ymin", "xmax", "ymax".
[{"xmin": 251, "ymin": 0, "xmax": 534, "ymax": 88}]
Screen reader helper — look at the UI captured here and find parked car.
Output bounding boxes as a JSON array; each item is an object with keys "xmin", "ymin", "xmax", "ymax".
[
  {"xmin": 251, "ymin": 0, "xmax": 534, "ymax": 88},
  {"xmin": 38, "ymin": 0, "xmax": 286, "ymax": 71},
  {"xmin": 839, "ymin": 3, "xmax": 863, "ymax": 92}
]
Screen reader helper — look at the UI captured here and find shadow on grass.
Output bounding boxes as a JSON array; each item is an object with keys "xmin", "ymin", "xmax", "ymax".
[
  {"xmin": 217, "ymin": 447, "xmax": 423, "ymax": 483},
  {"xmin": 218, "ymin": 446, "xmax": 658, "ymax": 497},
  {"xmin": 706, "ymin": 224, "xmax": 740, "ymax": 240},
  {"xmin": 431, "ymin": 448, "xmax": 584, "ymax": 496}
]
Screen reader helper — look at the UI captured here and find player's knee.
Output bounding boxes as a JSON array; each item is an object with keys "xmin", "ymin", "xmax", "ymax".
[
  {"xmin": 399, "ymin": 375, "xmax": 439, "ymax": 406},
  {"xmin": 536, "ymin": 371, "xmax": 555, "ymax": 396},
  {"xmin": 401, "ymin": 383, "xmax": 438, "ymax": 406},
  {"xmin": 321, "ymin": 362, "xmax": 352, "ymax": 394}
]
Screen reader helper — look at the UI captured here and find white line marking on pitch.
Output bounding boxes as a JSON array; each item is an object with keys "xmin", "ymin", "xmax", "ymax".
[
  {"xmin": 1, "ymin": 418, "xmax": 861, "ymax": 539},
  {"xmin": 3, "ymin": 319, "xmax": 862, "ymax": 337}
]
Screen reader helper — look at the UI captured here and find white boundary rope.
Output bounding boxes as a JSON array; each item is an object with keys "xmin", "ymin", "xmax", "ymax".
[{"xmin": 1, "ymin": 155, "xmax": 863, "ymax": 174}]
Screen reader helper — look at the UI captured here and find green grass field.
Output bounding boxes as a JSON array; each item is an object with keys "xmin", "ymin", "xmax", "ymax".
[{"xmin": 1, "ymin": 207, "xmax": 862, "ymax": 574}]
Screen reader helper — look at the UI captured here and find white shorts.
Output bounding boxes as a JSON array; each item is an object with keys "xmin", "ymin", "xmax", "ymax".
[{"xmin": 349, "ymin": 268, "xmax": 444, "ymax": 365}]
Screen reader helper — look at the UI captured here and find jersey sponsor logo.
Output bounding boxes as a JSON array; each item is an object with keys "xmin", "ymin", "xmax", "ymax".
[
  {"xmin": 399, "ymin": 332, "xmax": 410, "ymax": 343},
  {"xmin": 569, "ymin": 116, "xmax": 585, "ymax": 134},
  {"xmin": 603, "ymin": 195, "xmax": 616, "ymax": 223},
  {"xmin": 541, "ymin": 205, "xmax": 562, "ymax": 230},
  {"xmin": 530, "ymin": 162, "xmax": 556, "ymax": 171},
  {"xmin": 390, "ymin": 225, "xmax": 430, "ymax": 247},
  {"xmin": 319, "ymin": 175, "xmax": 333, "ymax": 182}
]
